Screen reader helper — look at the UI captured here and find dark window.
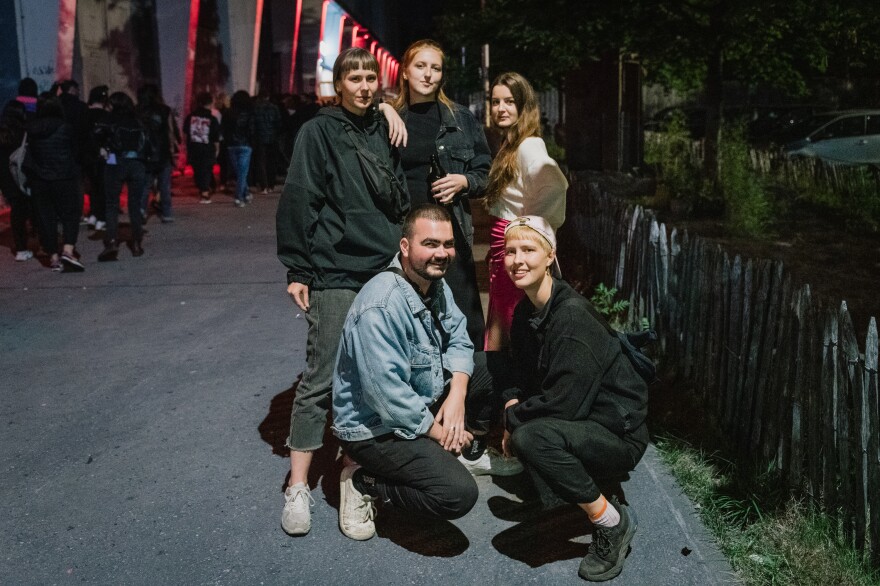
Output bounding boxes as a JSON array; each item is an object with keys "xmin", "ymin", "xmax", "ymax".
[
  {"xmin": 814, "ymin": 116, "xmax": 865, "ymax": 140},
  {"xmin": 866, "ymin": 115, "xmax": 880, "ymax": 135}
]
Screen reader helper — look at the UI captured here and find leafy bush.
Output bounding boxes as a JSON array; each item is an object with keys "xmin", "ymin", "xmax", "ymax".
[
  {"xmin": 719, "ymin": 123, "xmax": 772, "ymax": 236},
  {"xmin": 644, "ymin": 110, "xmax": 704, "ymax": 204}
]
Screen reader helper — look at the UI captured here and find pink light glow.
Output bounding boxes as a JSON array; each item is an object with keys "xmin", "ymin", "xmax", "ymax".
[
  {"xmin": 289, "ymin": 0, "xmax": 303, "ymax": 93},
  {"xmin": 183, "ymin": 0, "xmax": 200, "ymax": 117}
]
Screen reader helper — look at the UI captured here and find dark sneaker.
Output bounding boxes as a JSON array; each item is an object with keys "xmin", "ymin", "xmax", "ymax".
[
  {"xmin": 98, "ymin": 241, "xmax": 119, "ymax": 262},
  {"xmin": 578, "ymin": 497, "xmax": 637, "ymax": 582},
  {"xmin": 60, "ymin": 252, "xmax": 85, "ymax": 272}
]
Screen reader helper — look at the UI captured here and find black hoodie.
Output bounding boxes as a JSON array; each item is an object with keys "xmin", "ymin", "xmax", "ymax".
[
  {"xmin": 504, "ymin": 278, "xmax": 649, "ymax": 439},
  {"xmin": 276, "ymin": 106, "xmax": 408, "ymax": 290},
  {"xmin": 23, "ymin": 117, "xmax": 78, "ymax": 181}
]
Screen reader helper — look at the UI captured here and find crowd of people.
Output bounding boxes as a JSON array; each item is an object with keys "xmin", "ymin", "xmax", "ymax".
[
  {"xmin": 276, "ymin": 42, "xmax": 649, "ymax": 583},
  {"xmin": 0, "ymin": 77, "xmax": 321, "ymax": 268}
]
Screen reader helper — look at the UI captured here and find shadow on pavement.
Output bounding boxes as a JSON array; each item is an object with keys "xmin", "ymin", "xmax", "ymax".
[
  {"xmin": 376, "ymin": 507, "xmax": 470, "ymax": 557},
  {"xmin": 491, "ymin": 504, "xmax": 591, "ymax": 567}
]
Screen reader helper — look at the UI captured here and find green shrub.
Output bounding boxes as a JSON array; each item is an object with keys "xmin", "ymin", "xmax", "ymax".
[
  {"xmin": 589, "ymin": 283, "xmax": 629, "ymax": 329},
  {"xmin": 644, "ymin": 110, "xmax": 703, "ymax": 204},
  {"xmin": 719, "ymin": 123, "xmax": 772, "ymax": 237}
]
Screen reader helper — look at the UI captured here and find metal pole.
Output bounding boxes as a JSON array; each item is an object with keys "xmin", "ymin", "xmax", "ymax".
[{"xmin": 481, "ymin": 0, "xmax": 489, "ymax": 127}]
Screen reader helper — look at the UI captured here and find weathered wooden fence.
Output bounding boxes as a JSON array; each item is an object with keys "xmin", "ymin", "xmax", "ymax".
[{"xmin": 562, "ymin": 175, "xmax": 880, "ymax": 565}]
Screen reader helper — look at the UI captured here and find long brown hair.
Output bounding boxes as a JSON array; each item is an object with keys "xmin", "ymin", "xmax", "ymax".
[
  {"xmin": 391, "ymin": 39, "xmax": 454, "ymax": 113},
  {"xmin": 484, "ymin": 72, "xmax": 541, "ymax": 209}
]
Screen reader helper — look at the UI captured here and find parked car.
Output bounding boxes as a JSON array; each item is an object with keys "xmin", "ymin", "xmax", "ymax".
[{"xmin": 781, "ymin": 110, "xmax": 880, "ymax": 165}]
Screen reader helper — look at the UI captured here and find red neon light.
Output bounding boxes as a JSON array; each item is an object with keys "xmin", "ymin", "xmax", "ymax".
[
  {"xmin": 55, "ymin": 0, "xmax": 76, "ymax": 81},
  {"xmin": 338, "ymin": 15, "xmax": 345, "ymax": 52},
  {"xmin": 183, "ymin": 0, "xmax": 200, "ymax": 117},
  {"xmin": 289, "ymin": 0, "xmax": 303, "ymax": 93},
  {"xmin": 351, "ymin": 25, "xmax": 359, "ymax": 47},
  {"xmin": 317, "ymin": 0, "xmax": 329, "ymax": 95}
]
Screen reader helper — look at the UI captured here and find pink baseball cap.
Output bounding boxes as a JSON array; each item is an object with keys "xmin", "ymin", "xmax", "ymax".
[{"xmin": 504, "ymin": 215, "xmax": 562, "ymax": 277}]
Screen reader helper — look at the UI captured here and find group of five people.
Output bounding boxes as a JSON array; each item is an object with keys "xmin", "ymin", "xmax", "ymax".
[{"xmin": 275, "ymin": 41, "xmax": 648, "ymax": 582}]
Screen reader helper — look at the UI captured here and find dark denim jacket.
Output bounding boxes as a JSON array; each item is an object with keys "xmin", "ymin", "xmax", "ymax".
[{"xmin": 400, "ymin": 102, "xmax": 491, "ymax": 248}]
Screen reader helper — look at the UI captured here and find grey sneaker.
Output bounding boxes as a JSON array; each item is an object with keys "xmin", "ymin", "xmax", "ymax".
[
  {"xmin": 339, "ymin": 465, "xmax": 376, "ymax": 540},
  {"xmin": 14, "ymin": 250, "xmax": 33, "ymax": 262},
  {"xmin": 458, "ymin": 447, "xmax": 524, "ymax": 477},
  {"xmin": 578, "ymin": 497, "xmax": 637, "ymax": 582},
  {"xmin": 281, "ymin": 483, "xmax": 314, "ymax": 536}
]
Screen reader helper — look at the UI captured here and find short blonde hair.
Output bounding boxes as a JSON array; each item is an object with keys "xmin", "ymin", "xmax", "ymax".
[{"xmin": 504, "ymin": 224, "xmax": 553, "ymax": 255}]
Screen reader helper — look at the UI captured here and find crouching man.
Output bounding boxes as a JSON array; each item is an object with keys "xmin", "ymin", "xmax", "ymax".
[{"xmin": 331, "ymin": 204, "xmax": 491, "ymax": 540}]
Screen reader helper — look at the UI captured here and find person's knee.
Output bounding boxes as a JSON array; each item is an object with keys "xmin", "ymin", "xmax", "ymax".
[{"xmin": 435, "ymin": 473, "xmax": 478, "ymax": 520}]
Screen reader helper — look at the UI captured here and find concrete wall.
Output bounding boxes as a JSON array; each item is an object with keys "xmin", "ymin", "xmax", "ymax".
[
  {"xmin": 0, "ymin": 0, "xmax": 22, "ymax": 105},
  {"xmin": 13, "ymin": 0, "xmax": 62, "ymax": 92}
]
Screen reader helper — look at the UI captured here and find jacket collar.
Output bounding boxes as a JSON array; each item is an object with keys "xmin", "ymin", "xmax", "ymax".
[{"xmin": 527, "ymin": 278, "xmax": 572, "ymax": 332}]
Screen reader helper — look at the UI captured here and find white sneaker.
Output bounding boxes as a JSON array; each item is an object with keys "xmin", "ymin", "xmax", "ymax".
[
  {"xmin": 339, "ymin": 465, "xmax": 376, "ymax": 540},
  {"xmin": 458, "ymin": 447, "xmax": 524, "ymax": 477},
  {"xmin": 281, "ymin": 483, "xmax": 314, "ymax": 536},
  {"xmin": 85, "ymin": 214, "xmax": 97, "ymax": 227},
  {"xmin": 94, "ymin": 221, "xmax": 106, "ymax": 231},
  {"xmin": 14, "ymin": 250, "xmax": 33, "ymax": 262}
]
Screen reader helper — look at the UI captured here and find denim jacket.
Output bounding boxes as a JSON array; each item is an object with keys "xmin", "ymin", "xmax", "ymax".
[
  {"xmin": 400, "ymin": 102, "xmax": 491, "ymax": 248},
  {"xmin": 332, "ymin": 254, "xmax": 475, "ymax": 442}
]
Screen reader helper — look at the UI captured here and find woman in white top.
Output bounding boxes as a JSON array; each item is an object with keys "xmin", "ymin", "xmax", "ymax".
[{"xmin": 483, "ymin": 72, "xmax": 568, "ymax": 350}]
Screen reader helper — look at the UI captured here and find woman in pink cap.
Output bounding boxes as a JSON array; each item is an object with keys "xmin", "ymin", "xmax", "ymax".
[{"xmin": 483, "ymin": 72, "xmax": 567, "ymax": 350}]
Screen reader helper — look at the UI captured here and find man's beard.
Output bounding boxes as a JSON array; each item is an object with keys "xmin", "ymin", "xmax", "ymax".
[{"xmin": 411, "ymin": 257, "xmax": 451, "ymax": 282}]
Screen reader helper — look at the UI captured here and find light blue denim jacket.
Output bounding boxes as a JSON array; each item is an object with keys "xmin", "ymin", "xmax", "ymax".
[{"xmin": 332, "ymin": 254, "xmax": 475, "ymax": 442}]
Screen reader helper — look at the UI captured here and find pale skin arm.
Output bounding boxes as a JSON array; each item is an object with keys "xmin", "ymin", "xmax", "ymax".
[
  {"xmin": 377, "ymin": 102, "xmax": 408, "ymax": 147},
  {"xmin": 287, "ymin": 282, "xmax": 310, "ymax": 311},
  {"xmin": 434, "ymin": 371, "xmax": 470, "ymax": 451},
  {"xmin": 501, "ymin": 398, "xmax": 520, "ymax": 457}
]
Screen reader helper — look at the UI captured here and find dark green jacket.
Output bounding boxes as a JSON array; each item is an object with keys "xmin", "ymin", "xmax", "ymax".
[{"xmin": 276, "ymin": 106, "xmax": 407, "ymax": 290}]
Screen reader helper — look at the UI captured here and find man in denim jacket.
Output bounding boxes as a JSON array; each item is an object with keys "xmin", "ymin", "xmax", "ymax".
[{"xmin": 331, "ymin": 204, "xmax": 493, "ymax": 541}]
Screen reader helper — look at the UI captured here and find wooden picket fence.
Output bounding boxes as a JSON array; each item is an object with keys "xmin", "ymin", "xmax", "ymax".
[{"xmin": 563, "ymin": 175, "xmax": 880, "ymax": 565}]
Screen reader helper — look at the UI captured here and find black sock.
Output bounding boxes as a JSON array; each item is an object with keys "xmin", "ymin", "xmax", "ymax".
[
  {"xmin": 352, "ymin": 468, "xmax": 379, "ymax": 498},
  {"xmin": 462, "ymin": 434, "xmax": 487, "ymax": 461}
]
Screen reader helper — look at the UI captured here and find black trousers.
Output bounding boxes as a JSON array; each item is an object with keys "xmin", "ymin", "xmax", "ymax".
[
  {"xmin": 83, "ymin": 160, "xmax": 106, "ymax": 222},
  {"xmin": 340, "ymin": 351, "xmax": 506, "ymax": 519},
  {"xmin": 0, "ymin": 172, "xmax": 32, "ymax": 252},
  {"xmin": 29, "ymin": 176, "xmax": 82, "ymax": 255},
  {"xmin": 510, "ymin": 417, "xmax": 648, "ymax": 505},
  {"xmin": 343, "ymin": 435, "xmax": 478, "ymax": 520},
  {"xmin": 104, "ymin": 158, "xmax": 146, "ymax": 244}
]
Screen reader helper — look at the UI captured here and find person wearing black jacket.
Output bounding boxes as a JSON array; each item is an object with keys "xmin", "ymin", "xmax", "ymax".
[
  {"xmin": 384, "ymin": 39, "xmax": 493, "ymax": 351},
  {"xmin": 251, "ymin": 90, "xmax": 281, "ymax": 193},
  {"xmin": 99, "ymin": 92, "xmax": 150, "ymax": 261},
  {"xmin": 0, "ymin": 100, "xmax": 34, "ymax": 261},
  {"xmin": 222, "ymin": 90, "xmax": 255, "ymax": 207},
  {"xmin": 23, "ymin": 95, "xmax": 84, "ymax": 271},
  {"xmin": 137, "ymin": 84, "xmax": 180, "ymax": 223},
  {"xmin": 276, "ymin": 47, "xmax": 409, "ymax": 538},
  {"xmin": 82, "ymin": 85, "xmax": 111, "ymax": 231},
  {"xmin": 500, "ymin": 216, "xmax": 648, "ymax": 583},
  {"xmin": 183, "ymin": 92, "xmax": 220, "ymax": 203}
]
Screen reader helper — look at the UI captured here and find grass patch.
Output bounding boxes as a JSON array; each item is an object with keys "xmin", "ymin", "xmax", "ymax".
[{"xmin": 655, "ymin": 435, "xmax": 879, "ymax": 585}]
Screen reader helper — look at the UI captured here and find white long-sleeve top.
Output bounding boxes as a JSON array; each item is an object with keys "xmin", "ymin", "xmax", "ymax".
[{"xmin": 488, "ymin": 136, "xmax": 567, "ymax": 230}]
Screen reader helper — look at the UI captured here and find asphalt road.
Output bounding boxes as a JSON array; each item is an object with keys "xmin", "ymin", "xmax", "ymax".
[{"xmin": 0, "ymin": 179, "xmax": 736, "ymax": 585}]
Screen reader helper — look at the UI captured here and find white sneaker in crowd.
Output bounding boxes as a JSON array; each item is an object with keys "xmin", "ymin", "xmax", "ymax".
[
  {"xmin": 94, "ymin": 221, "xmax": 106, "ymax": 231},
  {"xmin": 458, "ymin": 447, "xmax": 524, "ymax": 477},
  {"xmin": 339, "ymin": 465, "xmax": 376, "ymax": 540},
  {"xmin": 281, "ymin": 483, "xmax": 314, "ymax": 536},
  {"xmin": 15, "ymin": 250, "xmax": 33, "ymax": 262}
]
